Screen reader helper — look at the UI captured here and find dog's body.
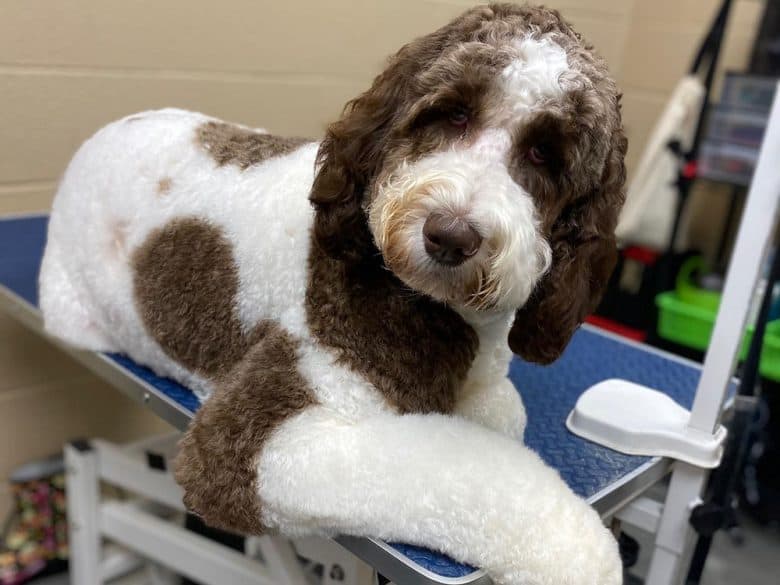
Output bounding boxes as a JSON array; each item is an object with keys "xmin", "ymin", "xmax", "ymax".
[
  {"xmin": 43, "ymin": 106, "xmax": 526, "ymax": 433},
  {"xmin": 40, "ymin": 5, "xmax": 627, "ymax": 584}
]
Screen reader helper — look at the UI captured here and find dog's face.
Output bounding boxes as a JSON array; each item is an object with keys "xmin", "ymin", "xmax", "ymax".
[{"xmin": 310, "ymin": 4, "xmax": 627, "ymax": 364}]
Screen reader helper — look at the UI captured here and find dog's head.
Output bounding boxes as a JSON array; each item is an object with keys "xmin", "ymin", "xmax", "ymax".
[{"xmin": 309, "ymin": 3, "xmax": 627, "ymax": 364}]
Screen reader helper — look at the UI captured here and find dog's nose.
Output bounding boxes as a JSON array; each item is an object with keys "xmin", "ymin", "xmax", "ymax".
[{"xmin": 423, "ymin": 213, "xmax": 482, "ymax": 266}]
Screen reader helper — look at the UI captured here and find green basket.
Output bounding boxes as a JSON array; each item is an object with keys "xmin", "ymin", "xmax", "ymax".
[
  {"xmin": 656, "ymin": 291, "xmax": 719, "ymax": 352},
  {"xmin": 759, "ymin": 321, "xmax": 780, "ymax": 381},
  {"xmin": 675, "ymin": 257, "xmax": 721, "ymax": 311},
  {"xmin": 656, "ymin": 292, "xmax": 780, "ymax": 382}
]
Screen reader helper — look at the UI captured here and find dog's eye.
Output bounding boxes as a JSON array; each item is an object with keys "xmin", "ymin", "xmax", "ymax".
[
  {"xmin": 526, "ymin": 145, "xmax": 548, "ymax": 165},
  {"xmin": 447, "ymin": 108, "xmax": 470, "ymax": 128}
]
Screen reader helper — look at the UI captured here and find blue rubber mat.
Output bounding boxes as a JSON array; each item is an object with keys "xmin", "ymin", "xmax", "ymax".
[
  {"xmin": 0, "ymin": 215, "xmax": 703, "ymax": 579},
  {"xmin": 0, "ymin": 216, "xmax": 203, "ymax": 412}
]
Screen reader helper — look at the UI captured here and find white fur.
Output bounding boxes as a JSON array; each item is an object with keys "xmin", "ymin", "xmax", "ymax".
[
  {"xmin": 258, "ymin": 407, "xmax": 622, "ymax": 585},
  {"xmin": 502, "ymin": 36, "xmax": 569, "ymax": 115},
  {"xmin": 40, "ymin": 105, "xmax": 620, "ymax": 584},
  {"xmin": 454, "ymin": 309, "xmax": 527, "ymax": 440}
]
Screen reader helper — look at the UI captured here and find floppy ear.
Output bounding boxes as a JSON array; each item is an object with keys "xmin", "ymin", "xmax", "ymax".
[
  {"xmin": 309, "ymin": 59, "xmax": 411, "ymax": 262},
  {"xmin": 508, "ymin": 119, "xmax": 627, "ymax": 364}
]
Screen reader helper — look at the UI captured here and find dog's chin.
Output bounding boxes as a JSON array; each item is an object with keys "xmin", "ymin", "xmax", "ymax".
[
  {"xmin": 382, "ymin": 247, "xmax": 527, "ymax": 313},
  {"xmin": 391, "ymin": 262, "xmax": 479, "ymax": 309}
]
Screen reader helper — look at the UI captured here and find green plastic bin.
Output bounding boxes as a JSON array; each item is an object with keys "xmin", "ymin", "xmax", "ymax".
[{"xmin": 656, "ymin": 291, "xmax": 780, "ymax": 382}]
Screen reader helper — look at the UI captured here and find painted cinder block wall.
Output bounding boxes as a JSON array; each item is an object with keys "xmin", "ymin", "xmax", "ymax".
[{"xmin": 0, "ymin": 0, "xmax": 763, "ymax": 515}]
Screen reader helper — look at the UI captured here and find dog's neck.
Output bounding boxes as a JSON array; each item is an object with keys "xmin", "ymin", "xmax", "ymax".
[{"xmin": 304, "ymin": 239, "xmax": 481, "ymax": 414}]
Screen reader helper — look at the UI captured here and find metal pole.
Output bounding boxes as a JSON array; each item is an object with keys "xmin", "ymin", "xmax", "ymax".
[
  {"xmin": 667, "ymin": 0, "xmax": 733, "ymax": 252},
  {"xmin": 646, "ymin": 83, "xmax": 780, "ymax": 585},
  {"xmin": 685, "ymin": 244, "xmax": 780, "ymax": 583},
  {"xmin": 64, "ymin": 441, "xmax": 102, "ymax": 585}
]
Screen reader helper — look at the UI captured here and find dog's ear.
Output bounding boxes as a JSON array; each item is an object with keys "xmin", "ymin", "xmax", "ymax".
[
  {"xmin": 309, "ymin": 61, "xmax": 410, "ymax": 262},
  {"xmin": 508, "ymin": 117, "xmax": 627, "ymax": 364}
]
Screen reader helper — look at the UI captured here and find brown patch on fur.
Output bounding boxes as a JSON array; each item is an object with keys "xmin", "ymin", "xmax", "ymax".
[
  {"xmin": 157, "ymin": 177, "xmax": 173, "ymax": 195},
  {"xmin": 196, "ymin": 121, "xmax": 311, "ymax": 170},
  {"xmin": 508, "ymin": 119, "xmax": 626, "ymax": 364},
  {"xmin": 132, "ymin": 218, "xmax": 254, "ymax": 376},
  {"xmin": 306, "ymin": 242, "xmax": 478, "ymax": 414},
  {"xmin": 174, "ymin": 323, "xmax": 315, "ymax": 535},
  {"xmin": 309, "ymin": 3, "xmax": 627, "ymax": 363},
  {"xmin": 134, "ymin": 218, "xmax": 317, "ymax": 534}
]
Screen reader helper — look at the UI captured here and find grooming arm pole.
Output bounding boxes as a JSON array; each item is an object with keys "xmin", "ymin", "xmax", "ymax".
[{"xmin": 646, "ymin": 83, "xmax": 780, "ymax": 585}]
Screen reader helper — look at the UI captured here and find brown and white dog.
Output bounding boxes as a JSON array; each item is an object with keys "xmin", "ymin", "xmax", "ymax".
[{"xmin": 40, "ymin": 4, "xmax": 627, "ymax": 584}]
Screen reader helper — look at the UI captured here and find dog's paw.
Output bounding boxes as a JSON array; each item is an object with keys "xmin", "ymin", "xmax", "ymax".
[
  {"xmin": 549, "ymin": 510, "xmax": 623, "ymax": 585},
  {"xmin": 486, "ymin": 496, "xmax": 622, "ymax": 585}
]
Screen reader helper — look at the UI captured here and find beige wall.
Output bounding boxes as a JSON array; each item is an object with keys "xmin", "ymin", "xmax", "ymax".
[
  {"xmin": 0, "ymin": 313, "xmax": 171, "ymax": 517},
  {"xmin": 0, "ymin": 0, "xmax": 764, "ymax": 515}
]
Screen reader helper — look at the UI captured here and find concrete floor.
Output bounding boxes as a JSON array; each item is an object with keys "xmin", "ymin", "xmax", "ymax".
[
  {"xmin": 34, "ymin": 517, "xmax": 780, "ymax": 585},
  {"xmin": 35, "ymin": 570, "xmax": 144, "ymax": 585},
  {"xmin": 625, "ymin": 514, "xmax": 780, "ymax": 584}
]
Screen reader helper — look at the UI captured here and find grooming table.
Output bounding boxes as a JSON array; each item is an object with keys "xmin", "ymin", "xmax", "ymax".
[{"xmin": 0, "ymin": 214, "xmax": 705, "ymax": 585}]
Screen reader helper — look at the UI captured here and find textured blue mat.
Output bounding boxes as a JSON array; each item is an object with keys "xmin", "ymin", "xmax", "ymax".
[
  {"xmin": 0, "ymin": 216, "xmax": 203, "ymax": 414},
  {"xmin": 0, "ymin": 215, "xmax": 703, "ymax": 579}
]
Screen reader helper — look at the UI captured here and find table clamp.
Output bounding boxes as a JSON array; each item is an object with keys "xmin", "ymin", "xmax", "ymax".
[{"xmin": 567, "ymin": 379, "xmax": 728, "ymax": 469}]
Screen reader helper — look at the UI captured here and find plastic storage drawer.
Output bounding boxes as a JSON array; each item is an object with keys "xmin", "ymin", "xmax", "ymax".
[
  {"xmin": 721, "ymin": 74, "xmax": 777, "ymax": 112},
  {"xmin": 698, "ymin": 140, "xmax": 759, "ymax": 186},
  {"xmin": 706, "ymin": 106, "xmax": 767, "ymax": 147}
]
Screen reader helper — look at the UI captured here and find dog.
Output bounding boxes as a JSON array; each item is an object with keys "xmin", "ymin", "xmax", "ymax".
[{"xmin": 40, "ymin": 4, "xmax": 627, "ymax": 584}]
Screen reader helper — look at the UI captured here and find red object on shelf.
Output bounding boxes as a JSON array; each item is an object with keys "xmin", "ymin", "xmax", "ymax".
[
  {"xmin": 623, "ymin": 246, "xmax": 660, "ymax": 266},
  {"xmin": 682, "ymin": 160, "xmax": 698, "ymax": 180},
  {"xmin": 586, "ymin": 315, "xmax": 647, "ymax": 342}
]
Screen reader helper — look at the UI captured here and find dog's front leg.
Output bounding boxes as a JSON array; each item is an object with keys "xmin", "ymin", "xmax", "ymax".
[
  {"xmin": 258, "ymin": 407, "xmax": 621, "ymax": 585},
  {"xmin": 453, "ymin": 378, "xmax": 527, "ymax": 441}
]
